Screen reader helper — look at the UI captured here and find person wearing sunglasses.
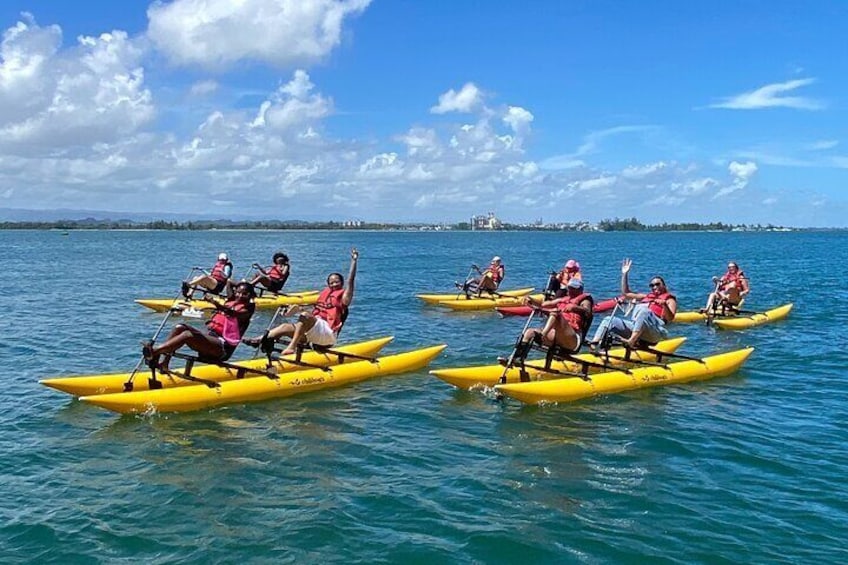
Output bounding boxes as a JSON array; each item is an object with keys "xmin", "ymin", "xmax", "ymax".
[
  {"xmin": 588, "ymin": 258, "xmax": 677, "ymax": 349},
  {"xmin": 703, "ymin": 261, "xmax": 749, "ymax": 314}
]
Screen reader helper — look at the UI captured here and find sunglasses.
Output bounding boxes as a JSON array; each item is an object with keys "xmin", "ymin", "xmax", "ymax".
[{"xmin": 649, "ymin": 282, "xmax": 662, "ymax": 288}]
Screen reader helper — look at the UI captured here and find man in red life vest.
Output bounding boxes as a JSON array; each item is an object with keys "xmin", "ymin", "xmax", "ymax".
[
  {"xmin": 143, "ymin": 281, "xmax": 256, "ymax": 373},
  {"xmin": 245, "ymin": 248, "xmax": 358, "ymax": 355},
  {"xmin": 249, "ymin": 252, "xmax": 290, "ymax": 293},
  {"xmin": 514, "ymin": 278, "xmax": 594, "ymax": 360},
  {"xmin": 183, "ymin": 252, "xmax": 233, "ymax": 298},
  {"xmin": 703, "ymin": 261, "xmax": 750, "ymax": 314},
  {"xmin": 589, "ymin": 258, "xmax": 677, "ymax": 349}
]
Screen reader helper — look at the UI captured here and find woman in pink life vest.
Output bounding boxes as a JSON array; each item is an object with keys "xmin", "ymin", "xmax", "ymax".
[
  {"xmin": 244, "ymin": 248, "xmax": 358, "ymax": 355},
  {"xmin": 143, "ymin": 281, "xmax": 256, "ymax": 373}
]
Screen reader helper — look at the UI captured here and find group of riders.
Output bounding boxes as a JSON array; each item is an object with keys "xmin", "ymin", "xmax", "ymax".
[
  {"xmin": 462, "ymin": 255, "xmax": 749, "ymax": 366},
  {"xmin": 141, "ymin": 248, "xmax": 748, "ymax": 377},
  {"xmin": 142, "ymin": 248, "xmax": 358, "ymax": 374}
]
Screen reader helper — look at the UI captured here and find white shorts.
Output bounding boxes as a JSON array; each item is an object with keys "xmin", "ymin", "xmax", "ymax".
[{"xmin": 305, "ymin": 317, "xmax": 337, "ymax": 347}]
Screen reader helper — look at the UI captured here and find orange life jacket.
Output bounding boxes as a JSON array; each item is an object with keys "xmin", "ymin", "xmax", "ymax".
[
  {"xmin": 719, "ymin": 270, "xmax": 746, "ymax": 291},
  {"xmin": 269, "ymin": 264, "xmax": 288, "ymax": 282},
  {"xmin": 485, "ymin": 263, "xmax": 504, "ymax": 284}
]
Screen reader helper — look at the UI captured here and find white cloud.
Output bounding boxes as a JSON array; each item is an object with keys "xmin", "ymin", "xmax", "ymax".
[
  {"xmin": 503, "ymin": 106, "xmax": 533, "ymax": 133},
  {"xmin": 728, "ymin": 160, "xmax": 757, "ymax": 181},
  {"xmin": 0, "ymin": 18, "xmax": 153, "ymax": 151},
  {"xmin": 147, "ymin": 0, "xmax": 371, "ymax": 69},
  {"xmin": 714, "ymin": 160, "xmax": 757, "ymax": 198},
  {"xmin": 621, "ymin": 161, "xmax": 668, "ymax": 179},
  {"xmin": 252, "ymin": 70, "xmax": 332, "ymax": 131},
  {"xmin": 190, "ymin": 80, "xmax": 219, "ymax": 96},
  {"xmin": 430, "ymin": 82, "xmax": 482, "ymax": 114},
  {"xmin": 806, "ymin": 140, "xmax": 838, "ymax": 151},
  {"xmin": 709, "ymin": 78, "xmax": 824, "ymax": 110}
]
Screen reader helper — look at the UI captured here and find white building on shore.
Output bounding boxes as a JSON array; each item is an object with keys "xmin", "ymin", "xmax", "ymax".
[{"xmin": 471, "ymin": 212, "xmax": 501, "ymax": 230}]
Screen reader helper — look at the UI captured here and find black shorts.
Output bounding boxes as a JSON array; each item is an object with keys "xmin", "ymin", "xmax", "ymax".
[
  {"xmin": 211, "ymin": 280, "xmax": 227, "ymax": 294},
  {"xmin": 266, "ymin": 279, "xmax": 285, "ymax": 292}
]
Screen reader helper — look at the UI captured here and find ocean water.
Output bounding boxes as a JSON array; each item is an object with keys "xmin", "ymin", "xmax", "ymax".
[{"xmin": 1, "ymin": 229, "xmax": 846, "ymax": 563}]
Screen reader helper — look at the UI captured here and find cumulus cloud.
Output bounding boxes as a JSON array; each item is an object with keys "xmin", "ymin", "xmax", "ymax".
[
  {"xmin": 146, "ymin": 0, "xmax": 371, "ymax": 69},
  {"xmin": 503, "ymin": 106, "xmax": 533, "ymax": 133},
  {"xmin": 709, "ymin": 78, "xmax": 824, "ymax": 110},
  {"xmin": 430, "ymin": 83, "xmax": 483, "ymax": 114},
  {"xmin": 251, "ymin": 70, "xmax": 332, "ymax": 131},
  {"xmin": 0, "ymin": 17, "xmax": 153, "ymax": 152},
  {"xmin": 0, "ymin": 17, "xmax": 840, "ymax": 226},
  {"xmin": 714, "ymin": 160, "xmax": 757, "ymax": 198}
]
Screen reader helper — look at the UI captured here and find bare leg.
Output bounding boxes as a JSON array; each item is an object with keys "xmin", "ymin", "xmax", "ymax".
[{"xmin": 282, "ymin": 315, "xmax": 318, "ymax": 355}]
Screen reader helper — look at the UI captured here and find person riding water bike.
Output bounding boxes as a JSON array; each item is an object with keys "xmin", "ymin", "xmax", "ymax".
[
  {"xmin": 463, "ymin": 256, "xmax": 505, "ymax": 297},
  {"xmin": 244, "ymin": 248, "xmax": 358, "ymax": 356},
  {"xmin": 515, "ymin": 278, "xmax": 594, "ymax": 361},
  {"xmin": 249, "ymin": 252, "xmax": 290, "ymax": 293},
  {"xmin": 144, "ymin": 281, "xmax": 256, "ymax": 374},
  {"xmin": 545, "ymin": 259, "xmax": 582, "ymax": 298},
  {"xmin": 183, "ymin": 252, "xmax": 233, "ymax": 298},
  {"xmin": 703, "ymin": 261, "xmax": 749, "ymax": 314},
  {"xmin": 589, "ymin": 258, "xmax": 677, "ymax": 349}
]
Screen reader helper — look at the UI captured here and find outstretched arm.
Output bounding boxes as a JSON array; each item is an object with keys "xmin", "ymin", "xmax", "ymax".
[
  {"xmin": 342, "ymin": 248, "xmax": 358, "ymax": 306},
  {"xmin": 620, "ymin": 258, "xmax": 644, "ymax": 299}
]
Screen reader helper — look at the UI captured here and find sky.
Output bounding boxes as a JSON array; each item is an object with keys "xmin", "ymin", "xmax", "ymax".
[{"xmin": 0, "ymin": 0, "xmax": 846, "ymax": 226}]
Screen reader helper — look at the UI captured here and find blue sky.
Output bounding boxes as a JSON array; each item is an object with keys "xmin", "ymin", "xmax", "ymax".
[{"xmin": 0, "ymin": 0, "xmax": 846, "ymax": 226}]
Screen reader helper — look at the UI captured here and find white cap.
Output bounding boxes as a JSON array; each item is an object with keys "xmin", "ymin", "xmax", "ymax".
[
  {"xmin": 218, "ymin": 252, "xmax": 228, "ymax": 261},
  {"xmin": 492, "ymin": 256, "xmax": 501, "ymax": 262}
]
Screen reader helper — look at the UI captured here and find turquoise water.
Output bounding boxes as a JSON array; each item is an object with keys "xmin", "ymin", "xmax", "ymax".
[{"xmin": 1, "ymin": 230, "xmax": 846, "ymax": 563}]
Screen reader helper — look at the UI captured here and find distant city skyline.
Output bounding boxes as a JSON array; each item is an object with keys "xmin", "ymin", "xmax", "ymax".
[{"xmin": 1, "ymin": 1, "xmax": 847, "ymax": 226}]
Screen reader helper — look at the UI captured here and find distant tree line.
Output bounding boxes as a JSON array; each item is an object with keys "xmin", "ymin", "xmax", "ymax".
[{"xmin": 0, "ymin": 217, "xmax": 799, "ymax": 231}]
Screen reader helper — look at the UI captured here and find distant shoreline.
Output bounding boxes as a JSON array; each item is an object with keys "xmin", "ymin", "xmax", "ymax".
[{"xmin": 1, "ymin": 219, "xmax": 836, "ymax": 232}]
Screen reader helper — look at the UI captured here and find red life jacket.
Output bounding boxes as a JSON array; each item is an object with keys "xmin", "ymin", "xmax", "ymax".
[
  {"xmin": 719, "ymin": 270, "xmax": 746, "ymax": 290},
  {"xmin": 207, "ymin": 301, "xmax": 253, "ymax": 346},
  {"xmin": 210, "ymin": 259, "xmax": 232, "ymax": 283},
  {"xmin": 485, "ymin": 263, "xmax": 504, "ymax": 284},
  {"xmin": 269, "ymin": 264, "xmax": 288, "ymax": 282},
  {"xmin": 641, "ymin": 291, "xmax": 675, "ymax": 320},
  {"xmin": 556, "ymin": 292, "xmax": 593, "ymax": 334},
  {"xmin": 312, "ymin": 287, "xmax": 348, "ymax": 333}
]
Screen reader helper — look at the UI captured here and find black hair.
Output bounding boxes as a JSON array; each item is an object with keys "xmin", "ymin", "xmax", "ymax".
[
  {"xmin": 272, "ymin": 252, "xmax": 289, "ymax": 263},
  {"xmin": 236, "ymin": 281, "xmax": 257, "ymax": 298},
  {"xmin": 327, "ymin": 272, "xmax": 344, "ymax": 286}
]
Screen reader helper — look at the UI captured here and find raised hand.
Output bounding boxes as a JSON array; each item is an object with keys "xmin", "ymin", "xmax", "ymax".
[
  {"xmin": 621, "ymin": 258, "xmax": 633, "ymax": 275},
  {"xmin": 351, "ymin": 247, "xmax": 359, "ymax": 261}
]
